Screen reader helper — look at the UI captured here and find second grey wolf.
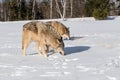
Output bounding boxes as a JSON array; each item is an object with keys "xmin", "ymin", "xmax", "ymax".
[{"xmin": 46, "ymin": 21, "xmax": 70, "ymax": 40}]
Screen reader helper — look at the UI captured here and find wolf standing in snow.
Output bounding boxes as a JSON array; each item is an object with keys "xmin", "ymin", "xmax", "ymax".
[
  {"xmin": 22, "ymin": 21, "xmax": 65, "ymax": 57},
  {"xmin": 22, "ymin": 21, "xmax": 40, "ymax": 56},
  {"xmin": 46, "ymin": 21, "xmax": 70, "ymax": 40}
]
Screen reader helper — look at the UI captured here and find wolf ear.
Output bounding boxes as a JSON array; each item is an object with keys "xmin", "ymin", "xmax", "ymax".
[{"xmin": 57, "ymin": 38, "xmax": 62, "ymax": 44}]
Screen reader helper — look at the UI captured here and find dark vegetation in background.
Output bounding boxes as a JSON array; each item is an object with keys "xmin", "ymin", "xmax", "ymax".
[{"xmin": 0, "ymin": 0, "xmax": 120, "ymax": 21}]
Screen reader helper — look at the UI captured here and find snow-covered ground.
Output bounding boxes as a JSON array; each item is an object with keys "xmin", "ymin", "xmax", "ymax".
[{"xmin": 0, "ymin": 16, "xmax": 120, "ymax": 80}]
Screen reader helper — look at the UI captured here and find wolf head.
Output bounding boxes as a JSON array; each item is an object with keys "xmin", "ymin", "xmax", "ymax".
[
  {"xmin": 46, "ymin": 21, "xmax": 70, "ymax": 40},
  {"xmin": 62, "ymin": 27, "xmax": 70, "ymax": 40}
]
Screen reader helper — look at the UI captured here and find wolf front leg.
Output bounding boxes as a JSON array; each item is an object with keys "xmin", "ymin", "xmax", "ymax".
[
  {"xmin": 35, "ymin": 42, "xmax": 42, "ymax": 55},
  {"xmin": 39, "ymin": 42, "xmax": 48, "ymax": 57}
]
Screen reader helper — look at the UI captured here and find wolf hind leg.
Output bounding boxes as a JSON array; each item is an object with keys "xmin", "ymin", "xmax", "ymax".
[
  {"xmin": 22, "ymin": 31, "xmax": 31, "ymax": 56},
  {"xmin": 35, "ymin": 42, "xmax": 42, "ymax": 55}
]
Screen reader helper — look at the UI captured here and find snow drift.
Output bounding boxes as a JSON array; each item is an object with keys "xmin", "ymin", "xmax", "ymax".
[{"xmin": 0, "ymin": 16, "xmax": 120, "ymax": 80}]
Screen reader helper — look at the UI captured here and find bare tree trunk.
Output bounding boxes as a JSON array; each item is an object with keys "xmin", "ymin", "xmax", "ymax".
[
  {"xmin": 70, "ymin": 0, "xmax": 73, "ymax": 17},
  {"xmin": 8, "ymin": 6, "xmax": 10, "ymax": 21},
  {"xmin": 2, "ymin": 0, "xmax": 7, "ymax": 21},
  {"xmin": 50, "ymin": 0, "xmax": 53, "ymax": 19},
  {"xmin": 62, "ymin": 0, "xmax": 66, "ymax": 20},
  {"xmin": 32, "ymin": 0, "xmax": 36, "ymax": 20},
  {"xmin": 0, "ymin": 2, "xmax": 3, "ymax": 21},
  {"xmin": 26, "ymin": 8, "xmax": 29, "ymax": 20},
  {"xmin": 18, "ymin": 0, "xmax": 21, "ymax": 20},
  {"xmin": 1, "ymin": 0, "xmax": 4, "ymax": 21},
  {"xmin": 55, "ymin": 0, "xmax": 66, "ymax": 20},
  {"xmin": 55, "ymin": 0, "xmax": 62, "ymax": 18},
  {"xmin": 4, "ymin": 9, "xmax": 7, "ymax": 21}
]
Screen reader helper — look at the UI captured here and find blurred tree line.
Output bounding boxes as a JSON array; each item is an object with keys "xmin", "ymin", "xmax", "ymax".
[{"xmin": 0, "ymin": 0, "xmax": 120, "ymax": 21}]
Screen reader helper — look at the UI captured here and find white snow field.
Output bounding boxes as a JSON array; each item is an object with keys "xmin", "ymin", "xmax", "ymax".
[{"xmin": 0, "ymin": 16, "xmax": 120, "ymax": 80}]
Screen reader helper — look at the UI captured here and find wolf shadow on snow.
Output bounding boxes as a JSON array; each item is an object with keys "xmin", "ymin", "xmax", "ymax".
[
  {"xmin": 64, "ymin": 46, "xmax": 90, "ymax": 55},
  {"xmin": 64, "ymin": 36, "xmax": 90, "ymax": 55}
]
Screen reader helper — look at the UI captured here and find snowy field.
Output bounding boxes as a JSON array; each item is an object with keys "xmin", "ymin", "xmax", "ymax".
[{"xmin": 0, "ymin": 16, "xmax": 120, "ymax": 80}]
